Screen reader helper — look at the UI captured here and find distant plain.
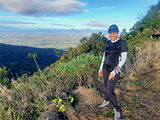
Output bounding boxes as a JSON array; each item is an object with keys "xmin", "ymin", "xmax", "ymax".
[{"xmin": 0, "ymin": 32, "xmax": 93, "ymax": 50}]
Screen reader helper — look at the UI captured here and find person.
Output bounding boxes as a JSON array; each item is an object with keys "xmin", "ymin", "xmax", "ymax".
[{"xmin": 98, "ymin": 24, "xmax": 128, "ymax": 119}]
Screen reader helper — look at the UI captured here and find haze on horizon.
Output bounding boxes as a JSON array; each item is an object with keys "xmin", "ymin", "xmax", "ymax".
[{"xmin": 0, "ymin": 0, "xmax": 158, "ymax": 49}]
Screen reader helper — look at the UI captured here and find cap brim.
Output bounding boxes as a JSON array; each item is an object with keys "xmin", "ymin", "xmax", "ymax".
[{"xmin": 108, "ymin": 29, "xmax": 119, "ymax": 33}]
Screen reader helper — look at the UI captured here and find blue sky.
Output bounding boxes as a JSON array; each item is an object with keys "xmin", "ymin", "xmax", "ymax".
[{"xmin": 0, "ymin": 0, "xmax": 158, "ymax": 32}]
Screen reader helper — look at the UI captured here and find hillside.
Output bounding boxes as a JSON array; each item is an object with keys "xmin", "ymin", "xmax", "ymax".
[
  {"xmin": 0, "ymin": 40, "xmax": 159, "ymax": 119},
  {"xmin": 37, "ymin": 40, "xmax": 160, "ymax": 120},
  {"xmin": 0, "ymin": 43, "xmax": 64, "ymax": 78}
]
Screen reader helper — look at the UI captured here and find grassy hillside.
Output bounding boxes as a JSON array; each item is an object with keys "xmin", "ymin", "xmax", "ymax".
[
  {"xmin": 0, "ymin": 40, "xmax": 160, "ymax": 119},
  {"xmin": 0, "ymin": 53, "xmax": 103, "ymax": 119},
  {"xmin": 0, "ymin": 1, "xmax": 160, "ymax": 120}
]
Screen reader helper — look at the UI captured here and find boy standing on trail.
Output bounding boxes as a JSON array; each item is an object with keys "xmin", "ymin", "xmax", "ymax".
[{"xmin": 98, "ymin": 24, "xmax": 128, "ymax": 120}]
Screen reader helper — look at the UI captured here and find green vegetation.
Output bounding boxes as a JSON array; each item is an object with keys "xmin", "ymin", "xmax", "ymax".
[
  {"xmin": 0, "ymin": 67, "xmax": 9, "ymax": 86},
  {"xmin": 0, "ymin": 43, "xmax": 64, "ymax": 79},
  {"xmin": 54, "ymin": 32, "xmax": 107, "ymax": 65},
  {"xmin": 0, "ymin": 1, "xmax": 160, "ymax": 119},
  {"xmin": 0, "ymin": 52, "xmax": 103, "ymax": 119}
]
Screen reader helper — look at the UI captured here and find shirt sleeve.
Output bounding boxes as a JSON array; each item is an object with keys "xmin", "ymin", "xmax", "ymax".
[
  {"xmin": 118, "ymin": 52, "xmax": 127, "ymax": 68},
  {"xmin": 111, "ymin": 52, "xmax": 128, "ymax": 75},
  {"xmin": 99, "ymin": 52, "xmax": 105, "ymax": 70}
]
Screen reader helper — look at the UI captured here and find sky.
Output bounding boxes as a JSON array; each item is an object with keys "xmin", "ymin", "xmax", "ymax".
[{"xmin": 0, "ymin": 0, "xmax": 158, "ymax": 32}]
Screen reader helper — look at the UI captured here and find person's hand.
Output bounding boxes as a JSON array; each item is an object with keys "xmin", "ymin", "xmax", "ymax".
[
  {"xmin": 109, "ymin": 72, "xmax": 115, "ymax": 80},
  {"xmin": 98, "ymin": 69, "xmax": 103, "ymax": 77}
]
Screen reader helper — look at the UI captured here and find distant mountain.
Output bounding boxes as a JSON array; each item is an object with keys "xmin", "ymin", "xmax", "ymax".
[
  {"xmin": 0, "ymin": 26, "xmax": 24, "ymax": 32},
  {"xmin": 34, "ymin": 28, "xmax": 106, "ymax": 33},
  {"xmin": 0, "ymin": 26, "xmax": 106, "ymax": 33},
  {"xmin": 0, "ymin": 43, "xmax": 64, "ymax": 78}
]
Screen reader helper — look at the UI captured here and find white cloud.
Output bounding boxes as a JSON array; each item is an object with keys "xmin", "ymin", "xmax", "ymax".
[
  {"xmin": 0, "ymin": 0, "xmax": 87, "ymax": 17},
  {"xmin": 0, "ymin": 20, "xmax": 35, "ymax": 24},
  {"xmin": 83, "ymin": 9, "xmax": 89, "ymax": 13},
  {"xmin": 52, "ymin": 23, "xmax": 75, "ymax": 27},
  {"xmin": 84, "ymin": 19, "xmax": 108, "ymax": 28}
]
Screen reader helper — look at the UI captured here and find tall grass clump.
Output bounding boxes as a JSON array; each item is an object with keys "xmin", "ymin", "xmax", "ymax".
[{"xmin": 125, "ymin": 39, "xmax": 160, "ymax": 75}]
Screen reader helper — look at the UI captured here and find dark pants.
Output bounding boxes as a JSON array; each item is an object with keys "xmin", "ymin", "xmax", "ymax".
[{"xmin": 102, "ymin": 69, "xmax": 122, "ymax": 112}]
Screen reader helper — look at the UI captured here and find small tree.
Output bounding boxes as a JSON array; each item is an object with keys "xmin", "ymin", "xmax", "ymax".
[
  {"xmin": 88, "ymin": 32, "xmax": 107, "ymax": 55},
  {"xmin": 79, "ymin": 37, "xmax": 89, "ymax": 43},
  {"xmin": 120, "ymin": 28, "xmax": 127, "ymax": 36},
  {"xmin": 28, "ymin": 53, "xmax": 42, "ymax": 73},
  {"xmin": 0, "ymin": 66, "xmax": 9, "ymax": 85}
]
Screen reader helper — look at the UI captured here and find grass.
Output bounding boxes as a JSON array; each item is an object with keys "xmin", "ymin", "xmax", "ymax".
[{"xmin": 0, "ymin": 52, "xmax": 103, "ymax": 119}]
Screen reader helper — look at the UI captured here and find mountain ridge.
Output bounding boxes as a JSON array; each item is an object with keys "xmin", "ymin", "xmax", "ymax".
[{"xmin": 0, "ymin": 43, "xmax": 64, "ymax": 77}]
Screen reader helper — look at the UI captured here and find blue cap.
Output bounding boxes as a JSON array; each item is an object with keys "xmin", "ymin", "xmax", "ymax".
[{"xmin": 108, "ymin": 24, "xmax": 119, "ymax": 33}]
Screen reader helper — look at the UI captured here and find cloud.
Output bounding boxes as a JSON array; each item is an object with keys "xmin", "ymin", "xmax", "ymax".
[
  {"xmin": 0, "ymin": 0, "xmax": 86, "ymax": 17},
  {"xmin": 83, "ymin": 9, "xmax": 89, "ymax": 13},
  {"xmin": 0, "ymin": 20, "xmax": 35, "ymax": 24},
  {"xmin": 52, "ymin": 23, "xmax": 75, "ymax": 27},
  {"xmin": 84, "ymin": 19, "xmax": 108, "ymax": 28}
]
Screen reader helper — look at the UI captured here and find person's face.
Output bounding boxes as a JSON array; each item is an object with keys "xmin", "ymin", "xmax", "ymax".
[{"xmin": 109, "ymin": 32, "xmax": 118, "ymax": 41}]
